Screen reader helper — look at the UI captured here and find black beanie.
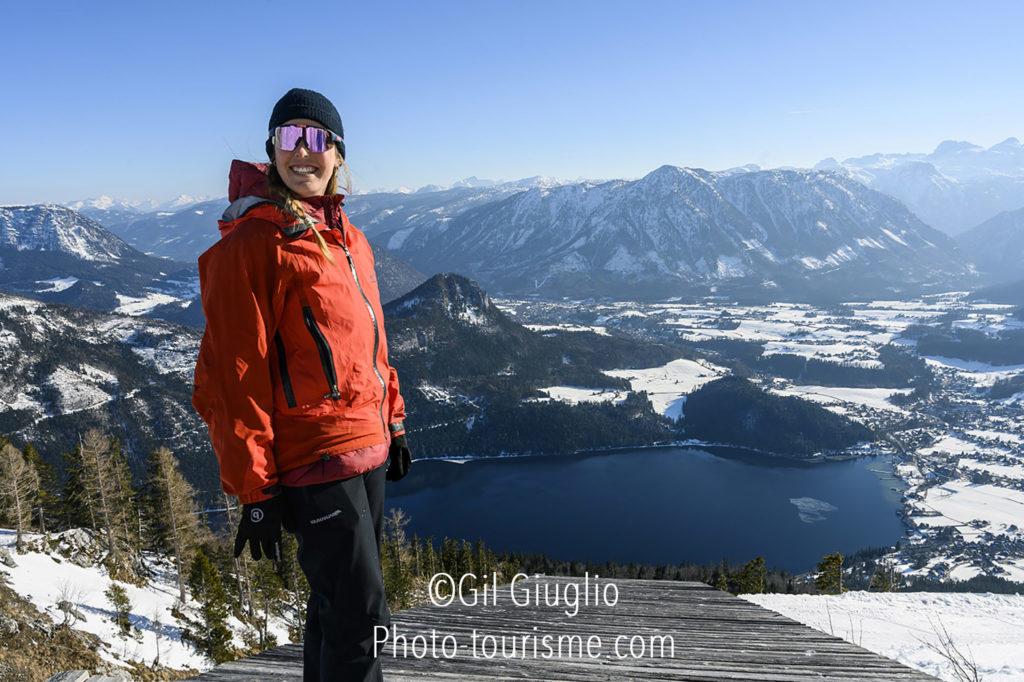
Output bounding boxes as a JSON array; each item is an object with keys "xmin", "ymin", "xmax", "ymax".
[{"xmin": 266, "ymin": 87, "xmax": 345, "ymax": 160}]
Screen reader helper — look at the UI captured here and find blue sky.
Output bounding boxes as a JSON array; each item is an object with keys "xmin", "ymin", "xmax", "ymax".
[{"xmin": 2, "ymin": 0, "xmax": 1022, "ymax": 204}]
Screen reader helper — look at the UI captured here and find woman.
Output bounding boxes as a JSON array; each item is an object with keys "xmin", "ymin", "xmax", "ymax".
[{"xmin": 191, "ymin": 87, "xmax": 412, "ymax": 682}]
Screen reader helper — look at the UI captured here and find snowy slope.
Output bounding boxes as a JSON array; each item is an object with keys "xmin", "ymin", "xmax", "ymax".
[
  {"xmin": 741, "ymin": 591, "xmax": 1024, "ymax": 682},
  {"xmin": 0, "ymin": 528, "xmax": 289, "ymax": 675}
]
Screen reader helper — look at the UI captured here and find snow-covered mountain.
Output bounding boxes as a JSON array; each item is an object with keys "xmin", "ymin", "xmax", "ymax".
[
  {"xmin": 64, "ymin": 193, "xmax": 214, "ymax": 214},
  {"xmin": 100, "ymin": 198, "xmax": 230, "ymax": 263},
  {"xmin": 63, "ymin": 194, "xmax": 214, "ymax": 228},
  {"xmin": 956, "ymin": 206, "xmax": 1024, "ymax": 285},
  {"xmin": 359, "ymin": 166, "xmax": 973, "ymax": 301},
  {"xmin": 817, "ymin": 137, "xmax": 1024, "ymax": 235},
  {"xmin": 2, "ymin": 204, "xmax": 142, "ymax": 262},
  {"xmin": 0, "ymin": 205, "xmax": 193, "ymax": 314},
  {"xmin": 0, "ymin": 292, "xmax": 220, "ymax": 498}
]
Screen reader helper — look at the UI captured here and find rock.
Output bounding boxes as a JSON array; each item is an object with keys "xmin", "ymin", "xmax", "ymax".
[
  {"xmin": 87, "ymin": 672, "xmax": 135, "ymax": 681},
  {"xmin": 0, "ymin": 614, "xmax": 19, "ymax": 636},
  {"xmin": 46, "ymin": 672, "xmax": 92, "ymax": 682},
  {"xmin": 0, "ymin": 547, "xmax": 16, "ymax": 568},
  {"xmin": 46, "ymin": 671, "xmax": 134, "ymax": 682}
]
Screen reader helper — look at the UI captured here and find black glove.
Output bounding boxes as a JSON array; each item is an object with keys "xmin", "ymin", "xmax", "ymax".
[
  {"xmin": 386, "ymin": 434, "xmax": 412, "ymax": 481},
  {"xmin": 234, "ymin": 495, "xmax": 283, "ymax": 562}
]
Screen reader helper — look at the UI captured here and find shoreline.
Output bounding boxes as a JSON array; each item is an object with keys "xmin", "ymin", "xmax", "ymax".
[{"xmin": 427, "ymin": 438, "xmax": 891, "ymax": 466}]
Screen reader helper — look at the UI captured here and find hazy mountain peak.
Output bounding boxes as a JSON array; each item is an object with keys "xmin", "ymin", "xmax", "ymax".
[
  {"xmin": 989, "ymin": 137, "xmax": 1022, "ymax": 151},
  {"xmin": 933, "ymin": 140, "xmax": 982, "ymax": 155}
]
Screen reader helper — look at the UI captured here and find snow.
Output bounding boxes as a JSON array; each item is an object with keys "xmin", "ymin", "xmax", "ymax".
[
  {"xmin": 45, "ymin": 365, "xmax": 116, "ymax": 414},
  {"xmin": 958, "ymin": 458, "xmax": 1024, "ymax": 481},
  {"xmin": 741, "ymin": 591, "xmax": 1024, "ymax": 682},
  {"xmin": 35, "ymin": 276, "xmax": 80, "ymax": 293},
  {"xmin": 770, "ymin": 385, "xmax": 912, "ymax": 414},
  {"xmin": 524, "ymin": 323, "xmax": 610, "ymax": 336},
  {"xmin": 909, "ymin": 481, "xmax": 1024, "ymax": 541},
  {"xmin": 0, "ymin": 528, "xmax": 290, "ymax": 674},
  {"xmin": 923, "ymin": 356, "xmax": 1024, "ymax": 388},
  {"xmin": 602, "ymin": 358, "xmax": 728, "ymax": 419},
  {"xmin": 533, "ymin": 386, "xmax": 629, "ymax": 405},
  {"xmin": 881, "ymin": 228, "xmax": 909, "ymax": 246},
  {"xmin": 114, "ymin": 291, "xmax": 180, "ymax": 316}
]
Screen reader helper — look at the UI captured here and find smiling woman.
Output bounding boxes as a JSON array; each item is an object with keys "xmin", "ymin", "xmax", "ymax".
[{"xmin": 192, "ymin": 87, "xmax": 412, "ymax": 682}]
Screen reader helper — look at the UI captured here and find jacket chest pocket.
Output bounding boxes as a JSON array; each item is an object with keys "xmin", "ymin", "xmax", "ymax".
[{"xmin": 272, "ymin": 304, "xmax": 361, "ymax": 411}]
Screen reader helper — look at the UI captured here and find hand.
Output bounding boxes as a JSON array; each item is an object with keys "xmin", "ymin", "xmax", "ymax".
[
  {"xmin": 386, "ymin": 434, "xmax": 412, "ymax": 481},
  {"xmin": 234, "ymin": 496, "xmax": 283, "ymax": 562}
]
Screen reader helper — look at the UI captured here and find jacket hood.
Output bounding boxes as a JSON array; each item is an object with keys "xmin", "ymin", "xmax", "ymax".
[{"xmin": 219, "ymin": 159, "xmax": 352, "ymax": 239}]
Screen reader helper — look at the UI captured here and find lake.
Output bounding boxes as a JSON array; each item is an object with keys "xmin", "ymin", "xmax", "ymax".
[{"xmin": 384, "ymin": 446, "xmax": 908, "ymax": 573}]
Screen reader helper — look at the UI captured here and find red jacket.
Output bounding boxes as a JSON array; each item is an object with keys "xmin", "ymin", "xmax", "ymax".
[{"xmin": 192, "ymin": 160, "xmax": 406, "ymax": 503}]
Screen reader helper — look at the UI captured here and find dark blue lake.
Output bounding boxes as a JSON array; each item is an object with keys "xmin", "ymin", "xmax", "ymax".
[{"xmin": 384, "ymin": 446, "xmax": 908, "ymax": 573}]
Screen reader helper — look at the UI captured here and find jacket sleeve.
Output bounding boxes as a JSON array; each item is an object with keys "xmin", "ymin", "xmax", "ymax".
[
  {"xmin": 386, "ymin": 365, "xmax": 406, "ymax": 438},
  {"xmin": 191, "ymin": 224, "xmax": 286, "ymax": 504}
]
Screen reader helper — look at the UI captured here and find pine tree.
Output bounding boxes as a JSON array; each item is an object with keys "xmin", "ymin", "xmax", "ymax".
[
  {"xmin": 144, "ymin": 446, "xmax": 206, "ymax": 602},
  {"xmin": 222, "ymin": 491, "xmax": 254, "ymax": 615},
  {"xmin": 184, "ymin": 548, "xmax": 235, "ymax": 663},
  {"xmin": 456, "ymin": 540, "xmax": 473, "ymax": 579},
  {"xmin": 106, "ymin": 436, "xmax": 142, "ymax": 555},
  {"xmin": 815, "ymin": 552, "xmax": 844, "ymax": 595},
  {"xmin": 61, "ymin": 445, "xmax": 95, "ymax": 530},
  {"xmin": 105, "ymin": 582, "xmax": 133, "ymax": 636},
  {"xmin": 420, "ymin": 536, "xmax": 437, "ymax": 579},
  {"xmin": 279, "ymin": 533, "xmax": 309, "ymax": 643},
  {"xmin": 735, "ymin": 556, "xmax": 766, "ymax": 594},
  {"xmin": 869, "ymin": 559, "xmax": 900, "ymax": 592},
  {"xmin": 714, "ymin": 570, "xmax": 729, "ymax": 592},
  {"xmin": 244, "ymin": 558, "xmax": 284, "ymax": 651},
  {"xmin": 382, "ymin": 507, "xmax": 415, "ymax": 610},
  {"xmin": 22, "ymin": 442, "xmax": 58, "ymax": 533},
  {"xmin": 0, "ymin": 442, "xmax": 41, "ymax": 552}
]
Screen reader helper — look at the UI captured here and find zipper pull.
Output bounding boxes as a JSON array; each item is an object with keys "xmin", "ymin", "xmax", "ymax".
[{"xmin": 325, "ymin": 386, "xmax": 341, "ymax": 400}]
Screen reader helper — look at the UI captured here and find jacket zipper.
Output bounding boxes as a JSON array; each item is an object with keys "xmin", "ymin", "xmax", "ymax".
[
  {"xmin": 326, "ymin": 211, "xmax": 388, "ymax": 434},
  {"xmin": 273, "ymin": 331, "xmax": 297, "ymax": 408},
  {"xmin": 301, "ymin": 305, "xmax": 342, "ymax": 400}
]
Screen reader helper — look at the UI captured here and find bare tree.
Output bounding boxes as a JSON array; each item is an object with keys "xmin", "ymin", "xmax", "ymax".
[
  {"xmin": 55, "ymin": 580, "xmax": 86, "ymax": 628},
  {"xmin": 73, "ymin": 429, "xmax": 140, "ymax": 578},
  {"xmin": 0, "ymin": 442, "xmax": 40, "ymax": 552},
  {"xmin": 912, "ymin": 613, "xmax": 981, "ymax": 682},
  {"xmin": 145, "ymin": 446, "xmax": 206, "ymax": 602}
]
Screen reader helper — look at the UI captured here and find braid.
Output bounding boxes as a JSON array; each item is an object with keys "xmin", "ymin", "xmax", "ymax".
[{"xmin": 267, "ymin": 164, "xmax": 336, "ymax": 264}]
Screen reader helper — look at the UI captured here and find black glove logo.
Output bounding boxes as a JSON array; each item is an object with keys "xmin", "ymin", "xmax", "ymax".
[{"xmin": 250, "ymin": 508, "xmax": 264, "ymax": 523}]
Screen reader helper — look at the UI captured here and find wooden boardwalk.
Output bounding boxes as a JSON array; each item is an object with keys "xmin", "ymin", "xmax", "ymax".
[{"xmin": 193, "ymin": 574, "xmax": 937, "ymax": 681}]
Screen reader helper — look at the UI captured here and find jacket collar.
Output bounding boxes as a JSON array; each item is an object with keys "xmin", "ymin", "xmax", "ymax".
[{"xmin": 219, "ymin": 159, "xmax": 351, "ymax": 239}]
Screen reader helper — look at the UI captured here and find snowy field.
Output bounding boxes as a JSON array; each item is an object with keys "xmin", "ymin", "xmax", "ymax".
[{"xmin": 741, "ymin": 591, "xmax": 1024, "ymax": 682}]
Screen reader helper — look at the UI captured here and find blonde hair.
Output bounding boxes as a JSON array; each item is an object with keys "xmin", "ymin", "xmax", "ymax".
[{"xmin": 266, "ymin": 156, "xmax": 353, "ymax": 264}]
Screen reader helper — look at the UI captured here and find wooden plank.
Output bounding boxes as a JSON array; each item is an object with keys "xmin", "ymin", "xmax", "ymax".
[{"xmin": 192, "ymin": 575, "xmax": 938, "ymax": 680}]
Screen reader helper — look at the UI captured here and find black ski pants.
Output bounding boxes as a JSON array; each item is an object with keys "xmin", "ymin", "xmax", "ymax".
[{"xmin": 282, "ymin": 460, "xmax": 392, "ymax": 681}]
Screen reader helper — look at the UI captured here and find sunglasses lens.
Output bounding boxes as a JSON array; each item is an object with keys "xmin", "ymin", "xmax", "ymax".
[
  {"xmin": 305, "ymin": 127, "xmax": 331, "ymax": 153},
  {"xmin": 275, "ymin": 125, "xmax": 303, "ymax": 151}
]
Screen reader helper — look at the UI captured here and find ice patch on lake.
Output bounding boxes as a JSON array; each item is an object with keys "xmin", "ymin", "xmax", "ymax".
[{"xmin": 789, "ymin": 496, "xmax": 838, "ymax": 523}]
